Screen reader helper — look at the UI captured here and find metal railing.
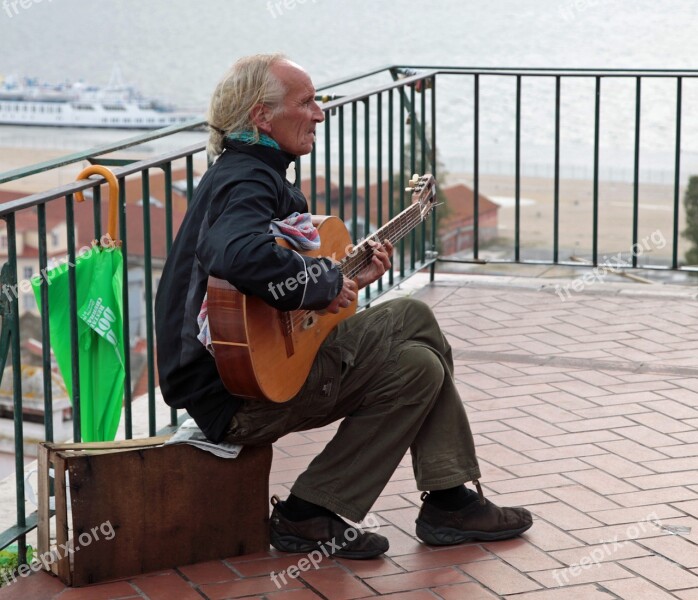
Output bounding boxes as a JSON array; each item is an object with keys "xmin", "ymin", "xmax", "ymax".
[
  {"xmin": 419, "ymin": 66, "xmax": 696, "ymax": 271},
  {"xmin": 1, "ymin": 63, "xmax": 697, "ymax": 568}
]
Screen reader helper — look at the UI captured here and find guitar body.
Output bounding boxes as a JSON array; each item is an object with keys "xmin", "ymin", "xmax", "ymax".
[{"xmin": 207, "ymin": 215, "xmax": 357, "ymax": 403}]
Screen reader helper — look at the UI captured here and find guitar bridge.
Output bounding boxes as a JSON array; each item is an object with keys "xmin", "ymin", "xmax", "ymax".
[{"xmin": 279, "ymin": 312, "xmax": 295, "ymax": 358}]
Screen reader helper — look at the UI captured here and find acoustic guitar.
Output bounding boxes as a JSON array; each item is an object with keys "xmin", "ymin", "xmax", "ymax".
[{"xmin": 207, "ymin": 173, "xmax": 437, "ymax": 402}]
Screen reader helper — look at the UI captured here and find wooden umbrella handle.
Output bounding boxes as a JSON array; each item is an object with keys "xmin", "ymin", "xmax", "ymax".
[{"xmin": 75, "ymin": 165, "xmax": 120, "ymax": 244}]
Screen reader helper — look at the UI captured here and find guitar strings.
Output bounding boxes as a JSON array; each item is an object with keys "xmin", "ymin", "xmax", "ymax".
[
  {"xmin": 286, "ymin": 190, "xmax": 433, "ymax": 329},
  {"xmin": 286, "ymin": 201, "xmax": 430, "ymax": 330}
]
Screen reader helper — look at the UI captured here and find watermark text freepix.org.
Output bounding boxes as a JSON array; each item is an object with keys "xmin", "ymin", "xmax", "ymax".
[
  {"xmin": 3, "ymin": 0, "xmax": 55, "ymax": 19},
  {"xmin": 552, "ymin": 513, "xmax": 660, "ymax": 586},
  {"xmin": 269, "ymin": 512, "xmax": 380, "ymax": 588},
  {"xmin": 0, "ymin": 235, "xmax": 117, "ymax": 304},
  {"xmin": 266, "ymin": 0, "xmax": 320, "ymax": 19},
  {"xmin": 554, "ymin": 229, "xmax": 666, "ymax": 301},
  {"xmin": 1, "ymin": 519, "xmax": 115, "ymax": 587},
  {"xmin": 267, "ymin": 242, "xmax": 360, "ymax": 301}
]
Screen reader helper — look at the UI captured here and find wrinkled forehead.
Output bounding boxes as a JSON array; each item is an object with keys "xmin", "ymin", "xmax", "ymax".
[{"xmin": 272, "ymin": 60, "xmax": 315, "ymax": 96}]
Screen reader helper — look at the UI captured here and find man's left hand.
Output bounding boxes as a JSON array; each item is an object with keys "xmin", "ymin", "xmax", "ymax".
[{"xmin": 355, "ymin": 239, "xmax": 393, "ymax": 289}]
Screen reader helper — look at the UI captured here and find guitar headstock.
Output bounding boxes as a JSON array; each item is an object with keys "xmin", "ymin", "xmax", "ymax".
[{"xmin": 406, "ymin": 173, "xmax": 437, "ymax": 219}]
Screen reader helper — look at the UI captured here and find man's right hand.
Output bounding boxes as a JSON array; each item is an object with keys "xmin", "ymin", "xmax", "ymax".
[{"xmin": 322, "ymin": 277, "xmax": 358, "ymax": 314}]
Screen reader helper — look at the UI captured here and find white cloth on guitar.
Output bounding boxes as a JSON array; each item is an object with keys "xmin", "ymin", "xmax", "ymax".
[{"xmin": 196, "ymin": 213, "xmax": 320, "ymax": 354}]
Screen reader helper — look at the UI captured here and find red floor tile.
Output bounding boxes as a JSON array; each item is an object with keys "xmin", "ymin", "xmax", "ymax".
[
  {"xmin": 0, "ymin": 570, "xmax": 66, "ymax": 600},
  {"xmin": 177, "ymin": 559, "xmax": 239, "ymax": 584},
  {"xmin": 130, "ymin": 571, "xmax": 201, "ymax": 600},
  {"xmin": 482, "ymin": 538, "xmax": 563, "ymax": 572},
  {"xmin": 390, "ymin": 544, "xmax": 490, "ymax": 571},
  {"xmin": 602, "ymin": 577, "xmax": 684, "ymax": 600},
  {"xmin": 267, "ymin": 590, "xmax": 323, "ymax": 599},
  {"xmin": 432, "ymin": 581, "xmax": 501, "ymax": 599},
  {"xmin": 366, "ymin": 566, "xmax": 471, "ymax": 595},
  {"xmin": 334, "ymin": 557, "xmax": 404, "ymax": 578},
  {"xmin": 298, "ymin": 566, "xmax": 375, "ymax": 599},
  {"xmin": 620, "ymin": 556, "xmax": 698, "ymax": 591},
  {"xmin": 200, "ymin": 574, "xmax": 305, "ymax": 599},
  {"xmin": 56, "ymin": 581, "xmax": 138, "ymax": 600},
  {"xmin": 460, "ymin": 559, "xmax": 541, "ymax": 595},
  {"xmin": 232, "ymin": 554, "xmax": 337, "ymax": 578}
]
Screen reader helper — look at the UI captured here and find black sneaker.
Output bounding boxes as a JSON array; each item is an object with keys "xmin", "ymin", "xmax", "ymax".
[
  {"xmin": 269, "ymin": 496, "xmax": 389, "ymax": 559},
  {"xmin": 416, "ymin": 486, "xmax": 533, "ymax": 546}
]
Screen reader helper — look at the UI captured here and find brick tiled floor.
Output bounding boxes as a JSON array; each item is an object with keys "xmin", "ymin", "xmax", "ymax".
[{"xmin": 3, "ymin": 274, "xmax": 698, "ymax": 599}]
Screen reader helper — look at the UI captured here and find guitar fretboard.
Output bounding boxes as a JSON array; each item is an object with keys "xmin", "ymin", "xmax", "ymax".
[{"xmin": 339, "ymin": 192, "xmax": 432, "ymax": 280}]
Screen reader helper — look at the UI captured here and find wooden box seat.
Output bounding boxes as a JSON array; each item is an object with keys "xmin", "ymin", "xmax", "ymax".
[{"xmin": 37, "ymin": 437, "xmax": 272, "ymax": 586}]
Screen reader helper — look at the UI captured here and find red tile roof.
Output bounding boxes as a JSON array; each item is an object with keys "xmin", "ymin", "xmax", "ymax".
[
  {"xmin": 300, "ymin": 176, "xmax": 498, "ymax": 235},
  {"xmin": 72, "ymin": 169, "xmax": 191, "ymax": 259}
]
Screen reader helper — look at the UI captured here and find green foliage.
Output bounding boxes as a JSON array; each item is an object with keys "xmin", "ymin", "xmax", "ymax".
[
  {"xmin": 683, "ymin": 175, "xmax": 698, "ymax": 266},
  {"xmin": 0, "ymin": 545, "xmax": 34, "ymax": 587},
  {"xmin": 394, "ymin": 121, "xmax": 450, "ymax": 255}
]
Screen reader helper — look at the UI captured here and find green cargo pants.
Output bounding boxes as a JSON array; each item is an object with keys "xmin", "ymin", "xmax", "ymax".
[{"xmin": 223, "ymin": 297, "xmax": 481, "ymax": 522}]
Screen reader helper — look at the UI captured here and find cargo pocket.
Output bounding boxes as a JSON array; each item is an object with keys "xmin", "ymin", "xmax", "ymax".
[{"xmin": 224, "ymin": 400, "xmax": 294, "ymax": 445}]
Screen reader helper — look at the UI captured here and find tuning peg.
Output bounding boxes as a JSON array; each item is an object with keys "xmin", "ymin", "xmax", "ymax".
[
  {"xmin": 405, "ymin": 186, "xmax": 415, "ymax": 193},
  {"xmin": 409, "ymin": 174, "xmax": 420, "ymax": 186}
]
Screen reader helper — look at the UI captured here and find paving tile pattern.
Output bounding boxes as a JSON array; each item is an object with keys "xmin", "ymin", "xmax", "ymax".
[{"xmin": 3, "ymin": 278, "xmax": 698, "ymax": 599}]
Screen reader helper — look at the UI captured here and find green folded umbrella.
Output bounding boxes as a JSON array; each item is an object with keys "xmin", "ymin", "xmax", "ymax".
[{"xmin": 32, "ymin": 166, "xmax": 125, "ymax": 442}]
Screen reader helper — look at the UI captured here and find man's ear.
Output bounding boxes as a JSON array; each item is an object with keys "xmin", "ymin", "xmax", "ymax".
[{"xmin": 251, "ymin": 103, "xmax": 272, "ymax": 135}]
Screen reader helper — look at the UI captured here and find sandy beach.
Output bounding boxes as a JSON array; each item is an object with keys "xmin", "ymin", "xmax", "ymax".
[{"xmin": 448, "ymin": 172, "xmax": 687, "ymax": 266}]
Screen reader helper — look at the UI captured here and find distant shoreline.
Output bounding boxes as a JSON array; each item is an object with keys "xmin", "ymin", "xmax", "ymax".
[{"xmin": 0, "ymin": 144, "xmax": 687, "ymax": 266}]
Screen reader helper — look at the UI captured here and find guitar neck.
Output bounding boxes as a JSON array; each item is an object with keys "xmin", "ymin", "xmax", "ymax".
[{"xmin": 339, "ymin": 201, "xmax": 427, "ymax": 280}]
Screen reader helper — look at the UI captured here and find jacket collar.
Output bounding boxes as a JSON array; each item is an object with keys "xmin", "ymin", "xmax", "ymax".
[{"xmin": 222, "ymin": 139, "xmax": 296, "ymax": 176}]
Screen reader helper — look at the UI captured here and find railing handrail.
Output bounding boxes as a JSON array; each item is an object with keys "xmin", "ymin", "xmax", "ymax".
[
  {"xmin": 320, "ymin": 70, "xmax": 438, "ymax": 111},
  {"xmin": 315, "ymin": 63, "xmax": 698, "ymax": 92},
  {"xmin": 0, "ymin": 142, "xmax": 206, "ymax": 217},
  {"xmin": 314, "ymin": 63, "xmax": 397, "ymax": 91},
  {"xmin": 402, "ymin": 65, "xmax": 698, "ymax": 75},
  {"xmin": 0, "ymin": 119, "xmax": 206, "ymax": 187}
]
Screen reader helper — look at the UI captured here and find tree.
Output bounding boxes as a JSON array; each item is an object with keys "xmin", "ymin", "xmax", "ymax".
[
  {"xmin": 683, "ymin": 175, "xmax": 698, "ymax": 266},
  {"xmin": 392, "ymin": 121, "xmax": 450, "ymax": 256}
]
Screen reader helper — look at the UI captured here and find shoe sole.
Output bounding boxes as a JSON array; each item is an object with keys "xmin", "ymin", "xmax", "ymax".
[
  {"xmin": 415, "ymin": 518, "xmax": 533, "ymax": 546},
  {"xmin": 270, "ymin": 529, "xmax": 389, "ymax": 559}
]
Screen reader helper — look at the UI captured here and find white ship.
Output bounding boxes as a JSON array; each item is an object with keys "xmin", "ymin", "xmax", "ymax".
[{"xmin": 0, "ymin": 68, "xmax": 201, "ymax": 129}]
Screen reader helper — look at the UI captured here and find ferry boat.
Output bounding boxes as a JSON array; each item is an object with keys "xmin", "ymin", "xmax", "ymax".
[{"xmin": 0, "ymin": 70, "xmax": 201, "ymax": 129}]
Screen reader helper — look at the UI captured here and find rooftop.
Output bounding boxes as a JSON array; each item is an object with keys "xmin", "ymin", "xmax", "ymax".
[{"xmin": 3, "ymin": 269, "xmax": 698, "ymax": 600}]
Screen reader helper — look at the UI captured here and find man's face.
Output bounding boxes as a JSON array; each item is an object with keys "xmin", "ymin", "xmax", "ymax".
[{"xmin": 265, "ymin": 62, "xmax": 325, "ymax": 156}]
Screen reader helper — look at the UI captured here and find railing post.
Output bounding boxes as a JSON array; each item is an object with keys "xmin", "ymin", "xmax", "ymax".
[
  {"xmin": 3, "ymin": 219, "xmax": 28, "ymax": 565},
  {"xmin": 119, "ymin": 179, "xmax": 134, "ymax": 439},
  {"xmin": 592, "ymin": 76, "xmax": 601, "ymax": 266},
  {"xmin": 632, "ymin": 77, "xmax": 642, "ymax": 268},
  {"xmin": 673, "ymin": 77, "xmax": 683, "ymax": 270},
  {"xmin": 65, "ymin": 194, "xmax": 81, "ymax": 442}
]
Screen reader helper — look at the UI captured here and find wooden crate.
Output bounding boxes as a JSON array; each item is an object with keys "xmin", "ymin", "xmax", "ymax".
[{"xmin": 37, "ymin": 437, "xmax": 272, "ymax": 586}]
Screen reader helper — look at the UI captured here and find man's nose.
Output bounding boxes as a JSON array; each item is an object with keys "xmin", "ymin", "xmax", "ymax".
[{"xmin": 313, "ymin": 101, "xmax": 325, "ymax": 122}]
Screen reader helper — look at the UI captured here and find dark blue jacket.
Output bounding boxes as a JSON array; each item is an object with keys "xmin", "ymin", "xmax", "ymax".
[{"xmin": 155, "ymin": 140, "xmax": 342, "ymax": 442}]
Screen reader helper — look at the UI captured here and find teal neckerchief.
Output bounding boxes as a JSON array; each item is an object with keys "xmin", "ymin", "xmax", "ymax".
[{"xmin": 227, "ymin": 131, "xmax": 280, "ymax": 150}]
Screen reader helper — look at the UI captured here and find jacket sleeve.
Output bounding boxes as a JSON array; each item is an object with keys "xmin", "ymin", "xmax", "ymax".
[{"xmin": 195, "ymin": 169, "xmax": 343, "ymax": 311}]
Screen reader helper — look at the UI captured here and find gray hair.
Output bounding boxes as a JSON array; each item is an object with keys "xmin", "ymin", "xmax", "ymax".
[{"xmin": 206, "ymin": 53, "xmax": 288, "ymax": 160}]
